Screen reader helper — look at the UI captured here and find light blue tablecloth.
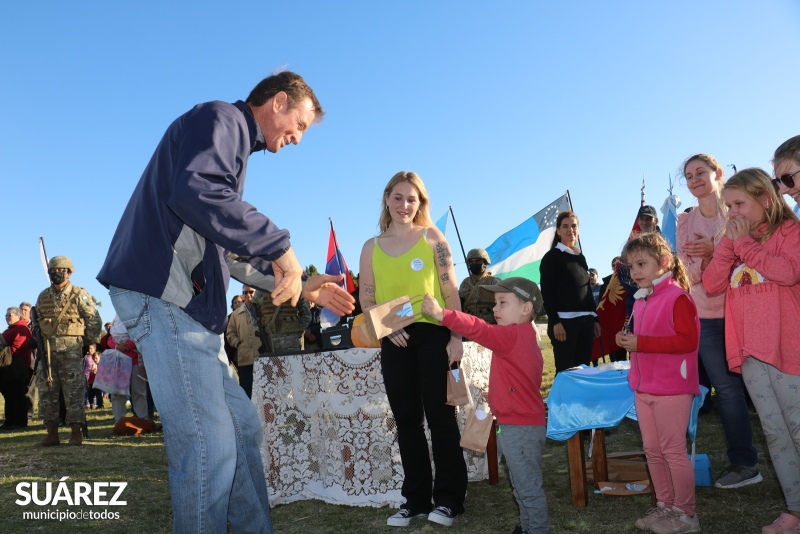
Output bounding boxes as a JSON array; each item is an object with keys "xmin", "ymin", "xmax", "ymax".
[
  {"xmin": 546, "ymin": 364, "xmax": 635, "ymax": 441},
  {"xmin": 545, "ymin": 363, "xmax": 707, "ymax": 442}
]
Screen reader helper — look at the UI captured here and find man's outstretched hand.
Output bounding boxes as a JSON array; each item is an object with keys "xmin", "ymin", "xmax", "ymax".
[
  {"xmin": 271, "ymin": 247, "xmax": 304, "ymax": 307},
  {"xmin": 302, "ymin": 274, "xmax": 356, "ymax": 316}
]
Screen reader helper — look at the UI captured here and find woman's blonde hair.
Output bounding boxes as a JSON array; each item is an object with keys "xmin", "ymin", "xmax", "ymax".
[
  {"xmin": 378, "ymin": 171, "xmax": 434, "ymax": 232},
  {"xmin": 682, "ymin": 153, "xmax": 728, "ymax": 218},
  {"xmin": 723, "ymin": 167, "xmax": 799, "ymax": 244},
  {"xmin": 621, "ymin": 232, "xmax": 691, "ymax": 292}
]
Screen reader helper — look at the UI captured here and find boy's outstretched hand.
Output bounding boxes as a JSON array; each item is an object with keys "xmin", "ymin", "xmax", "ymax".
[{"xmin": 421, "ymin": 293, "xmax": 444, "ymax": 321}]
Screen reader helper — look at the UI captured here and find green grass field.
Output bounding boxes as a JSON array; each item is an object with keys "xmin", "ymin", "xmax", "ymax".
[{"xmin": 0, "ymin": 342, "xmax": 785, "ymax": 533}]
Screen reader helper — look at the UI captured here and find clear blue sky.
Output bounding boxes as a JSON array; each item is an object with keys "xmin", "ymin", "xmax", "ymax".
[{"xmin": 2, "ymin": 1, "xmax": 799, "ymax": 323}]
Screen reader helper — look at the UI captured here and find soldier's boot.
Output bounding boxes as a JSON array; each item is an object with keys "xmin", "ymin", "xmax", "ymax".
[
  {"xmin": 38, "ymin": 423, "xmax": 60, "ymax": 447},
  {"xmin": 68, "ymin": 423, "xmax": 83, "ymax": 446}
]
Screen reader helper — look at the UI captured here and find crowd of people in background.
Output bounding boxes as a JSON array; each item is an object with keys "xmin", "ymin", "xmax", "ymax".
[
  {"xmin": 1, "ymin": 264, "xmax": 354, "ymax": 437},
  {"xmin": 223, "ymin": 281, "xmax": 359, "ymax": 399},
  {"xmin": 0, "ymin": 258, "xmax": 157, "ymax": 445}
]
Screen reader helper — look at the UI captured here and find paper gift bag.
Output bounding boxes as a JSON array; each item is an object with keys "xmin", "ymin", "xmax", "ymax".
[
  {"xmin": 446, "ymin": 364, "xmax": 471, "ymax": 406},
  {"xmin": 364, "ymin": 295, "xmax": 420, "ymax": 339},
  {"xmin": 460, "ymin": 405, "xmax": 493, "ymax": 452},
  {"xmin": 351, "ymin": 313, "xmax": 380, "ymax": 348}
]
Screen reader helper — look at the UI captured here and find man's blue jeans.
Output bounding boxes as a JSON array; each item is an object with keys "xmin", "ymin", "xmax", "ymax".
[
  {"xmin": 110, "ymin": 287, "xmax": 273, "ymax": 533},
  {"xmin": 699, "ymin": 318, "xmax": 758, "ymax": 467}
]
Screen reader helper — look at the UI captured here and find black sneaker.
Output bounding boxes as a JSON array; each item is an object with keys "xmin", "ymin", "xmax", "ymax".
[
  {"xmin": 387, "ymin": 507, "xmax": 427, "ymax": 527},
  {"xmin": 428, "ymin": 505, "xmax": 457, "ymax": 527},
  {"xmin": 714, "ymin": 464, "xmax": 763, "ymax": 489}
]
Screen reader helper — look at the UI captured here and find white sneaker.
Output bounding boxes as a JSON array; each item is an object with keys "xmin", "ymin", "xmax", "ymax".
[
  {"xmin": 635, "ymin": 502, "xmax": 669, "ymax": 531},
  {"xmin": 428, "ymin": 505, "xmax": 457, "ymax": 527},
  {"xmin": 650, "ymin": 506, "xmax": 701, "ymax": 533},
  {"xmin": 387, "ymin": 508, "xmax": 427, "ymax": 527}
]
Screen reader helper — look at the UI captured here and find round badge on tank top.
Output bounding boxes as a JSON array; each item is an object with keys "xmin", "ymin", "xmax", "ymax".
[{"xmin": 410, "ymin": 258, "xmax": 424, "ymax": 271}]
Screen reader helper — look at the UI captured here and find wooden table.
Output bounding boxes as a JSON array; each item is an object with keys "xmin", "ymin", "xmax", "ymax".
[
  {"xmin": 545, "ymin": 364, "xmax": 634, "ymax": 507},
  {"xmin": 566, "ymin": 429, "xmax": 608, "ymax": 507}
]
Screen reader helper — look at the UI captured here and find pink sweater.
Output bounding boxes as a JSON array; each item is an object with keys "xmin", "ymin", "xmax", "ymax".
[
  {"xmin": 703, "ymin": 220, "xmax": 800, "ymax": 375},
  {"xmin": 677, "ymin": 208, "xmax": 727, "ymax": 319}
]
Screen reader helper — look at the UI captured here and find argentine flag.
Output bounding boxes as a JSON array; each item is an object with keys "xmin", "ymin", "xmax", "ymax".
[
  {"xmin": 485, "ymin": 193, "xmax": 571, "ymax": 283},
  {"xmin": 660, "ymin": 194, "xmax": 681, "ymax": 253}
]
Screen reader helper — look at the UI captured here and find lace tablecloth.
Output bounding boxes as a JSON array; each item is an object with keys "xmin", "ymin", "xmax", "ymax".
[{"xmin": 253, "ymin": 342, "xmax": 492, "ymax": 507}]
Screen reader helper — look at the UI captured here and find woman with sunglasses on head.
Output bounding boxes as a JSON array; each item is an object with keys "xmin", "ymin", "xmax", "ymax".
[
  {"xmin": 677, "ymin": 154, "xmax": 761, "ymax": 490},
  {"xmin": 703, "ymin": 168, "xmax": 800, "ymax": 534},
  {"xmin": 773, "ymin": 135, "xmax": 800, "ymax": 217}
]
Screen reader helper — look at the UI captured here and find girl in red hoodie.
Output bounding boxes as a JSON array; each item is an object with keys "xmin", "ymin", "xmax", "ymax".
[{"xmin": 616, "ymin": 233, "xmax": 700, "ymax": 534}]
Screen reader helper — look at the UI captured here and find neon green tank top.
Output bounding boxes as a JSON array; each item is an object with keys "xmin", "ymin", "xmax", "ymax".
[{"xmin": 372, "ymin": 230, "xmax": 445, "ymax": 325}]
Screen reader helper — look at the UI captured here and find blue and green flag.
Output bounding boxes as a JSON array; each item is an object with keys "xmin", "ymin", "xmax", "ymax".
[{"xmin": 485, "ymin": 193, "xmax": 571, "ymax": 283}]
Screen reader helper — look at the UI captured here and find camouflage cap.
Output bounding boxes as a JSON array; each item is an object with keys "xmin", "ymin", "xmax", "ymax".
[
  {"xmin": 480, "ymin": 277, "xmax": 543, "ymax": 314},
  {"xmin": 467, "ymin": 248, "xmax": 490, "ymax": 264},
  {"xmin": 48, "ymin": 256, "xmax": 75, "ymax": 272}
]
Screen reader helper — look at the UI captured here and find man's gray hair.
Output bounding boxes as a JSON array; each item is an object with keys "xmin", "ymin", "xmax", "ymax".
[{"xmin": 7, "ymin": 307, "xmax": 21, "ymax": 316}]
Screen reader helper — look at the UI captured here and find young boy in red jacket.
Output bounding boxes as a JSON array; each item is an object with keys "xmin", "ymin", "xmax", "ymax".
[{"xmin": 422, "ymin": 277, "xmax": 549, "ymax": 534}]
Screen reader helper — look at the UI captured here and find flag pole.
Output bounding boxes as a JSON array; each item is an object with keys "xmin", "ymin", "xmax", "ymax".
[
  {"xmin": 328, "ymin": 217, "xmax": 347, "ymax": 288},
  {"xmin": 565, "ymin": 189, "xmax": 574, "ymax": 211},
  {"xmin": 447, "ymin": 206, "xmax": 468, "ymax": 265},
  {"xmin": 641, "ymin": 175, "xmax": 646, "ymax": 206},
  {"xmin": 39, "ymin": 236, "xmax": 50, "ymax": 282}
]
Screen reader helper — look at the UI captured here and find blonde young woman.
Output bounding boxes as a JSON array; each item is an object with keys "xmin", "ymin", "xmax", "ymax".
[
  {"xmin": 359, "ymin": 171, "xmax": 467, "ymax": 528},
  {"xmin": 677, "ymin": 154, "xmax": 760, "ymax": 489}
]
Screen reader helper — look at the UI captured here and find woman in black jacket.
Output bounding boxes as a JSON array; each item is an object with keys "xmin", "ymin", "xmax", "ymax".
[{"xmin": 539, "ymin": 211, "xmax": 600, "ymax": 372}]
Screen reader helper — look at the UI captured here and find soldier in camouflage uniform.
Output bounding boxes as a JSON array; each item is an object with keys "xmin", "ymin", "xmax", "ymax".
[
  {"xmin": 458, "ymin": 248, "xmax": 499, "ymax": 325},
  {"xmin": 34, "ymin": 256, "xmax": 102, "ymax": 446},
  {"xmin": 256, "ymin": 292, "xmax": 312, "ymax": 352}
]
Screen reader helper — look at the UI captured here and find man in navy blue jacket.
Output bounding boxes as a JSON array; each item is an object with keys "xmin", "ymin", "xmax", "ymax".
[{"xmin": 98, "ymin": 71, "xmax": 354, "ymax": 533}]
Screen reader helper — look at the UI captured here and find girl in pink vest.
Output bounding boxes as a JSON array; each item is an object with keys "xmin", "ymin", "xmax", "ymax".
[
  {"xmin": 703, "ymin": 167, "xmax": 800, "ymax": 534},
  {"xmin": 616, "ymin": 232, "xmax": 701, "ymax": 534}
]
